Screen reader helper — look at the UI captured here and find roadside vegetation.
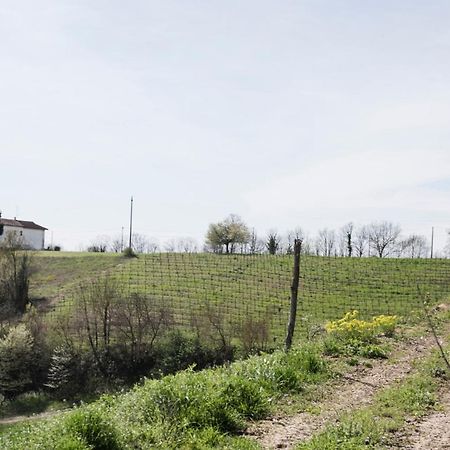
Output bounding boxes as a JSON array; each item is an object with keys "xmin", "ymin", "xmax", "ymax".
[
  {"xmin": 297, "ymin": 335, "xmax": 450, "ymax": 449},
  {"xmin": 1, "ymin": 245, "xmax": 450, "ymax": 448},
  {"xmin": 0, "ymin": 311, "xmax": 404, "ymax": 449}
]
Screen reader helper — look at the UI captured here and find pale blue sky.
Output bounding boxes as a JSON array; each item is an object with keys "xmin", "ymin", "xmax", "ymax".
[{"xmin": 1, "ymin": 1, "xmax": 450, "ymax": 251}]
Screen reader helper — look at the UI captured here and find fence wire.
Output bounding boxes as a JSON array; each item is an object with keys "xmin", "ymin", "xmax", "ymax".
[{"xmin": 48, "ymin": 254, "xmax": 450, "ymax": 347}]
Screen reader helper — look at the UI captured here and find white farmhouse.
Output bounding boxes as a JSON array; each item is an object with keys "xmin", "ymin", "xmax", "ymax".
[{"xmin": 0, "ymin": 217, "xmax": 47, "ymax": 250}]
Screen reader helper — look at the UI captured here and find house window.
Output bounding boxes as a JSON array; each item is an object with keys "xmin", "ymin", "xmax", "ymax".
[
  {"xmin": 0, "ymin": 225, "xmax": 3, "ymax": 236},
  {"xmin": 20, "ymin": 231, "xmax": 23, "ymax": 236}
]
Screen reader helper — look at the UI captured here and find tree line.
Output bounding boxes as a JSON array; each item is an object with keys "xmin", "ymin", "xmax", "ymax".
[
  {"xmin": 84, "ymin": 214, "xmax": 441, "ymax": 258},
  {"xmin": 205, "ymin": 215, "xmax": 431, "ymax": 258}
]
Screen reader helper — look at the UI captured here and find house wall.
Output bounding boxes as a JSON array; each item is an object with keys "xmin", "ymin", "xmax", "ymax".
[
  {"xmin": 22, "ymin": 228, "xmax": 45, "ymax": 250},
  {"xmin": 0, "ymin": 225, "xmax": 23, "ymax": 244},
  {"xmin": 0, "ymin": 226, "xmax": 45, "ymax": 250}
]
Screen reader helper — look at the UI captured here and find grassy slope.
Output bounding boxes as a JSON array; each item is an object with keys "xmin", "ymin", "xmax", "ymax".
[
  {"xmin": 31, "ymin": 253, "xmax": 450, "ymax": 341},
  {"xmin": 30, "ymin": 252, "xmax": 130, "ymax": 303}
]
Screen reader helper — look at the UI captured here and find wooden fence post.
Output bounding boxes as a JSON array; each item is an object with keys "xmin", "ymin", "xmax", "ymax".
[{"xmin": 285, "ymin": 239, "xmax": 302, "ymax": 351}]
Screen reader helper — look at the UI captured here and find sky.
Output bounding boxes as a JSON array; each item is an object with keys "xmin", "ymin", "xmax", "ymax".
[{"xmin": 1, "ymin": 1, "xmax": 450, "ymax": 252}]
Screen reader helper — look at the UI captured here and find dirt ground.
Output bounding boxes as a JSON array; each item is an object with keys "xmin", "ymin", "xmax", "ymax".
[
  {"xmin": 246, "ymin": 335, "xmax": 437, "ymax": 449},
  {"xmin": 388, "ymin": 385, "xmax": 450, "ymax": 449}
]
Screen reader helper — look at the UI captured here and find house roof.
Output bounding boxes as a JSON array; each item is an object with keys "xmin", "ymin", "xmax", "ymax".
[
  {"xmin": 0, "ymin": 218, "xmax": 22, "ymax": 227},
  {"xmin": 0, "ymin": 218, "xmax": 48, "ymax": 231}
]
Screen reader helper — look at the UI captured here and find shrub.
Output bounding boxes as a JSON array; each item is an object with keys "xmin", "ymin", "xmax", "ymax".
[
  {"xmin": 237, "ymin": 317, "xmax": 271, "ymax": 355},
  {"xmin": 0, "ymin": 325, "xmax": 35, "ymax": 398},
  {"xmin": 64, "ymin": 408, "xmax": 121, "ymax": 450},
  {"xmin": 46, "ymin": 344, "xmax": 85, "ymax": 398},
  {"xmin": 325, "ymin": 311, "xmax": 397, "ymax": 342},
  {"xmin": 158, "ymin": 330, "xmax": 233, "ymax": 374},
  {"xmin": 122, "ymin": 247, "xmax": 136, "ymax": 258}
]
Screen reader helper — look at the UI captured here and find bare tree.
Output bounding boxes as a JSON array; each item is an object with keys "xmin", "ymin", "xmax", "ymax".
[
  {"xmin": 399, "ymin": 234, "xmax": 428, "ymax": 258},
  {"xmin": 132, "ymin": 233, "xmax": 150, "ymax": 253},
  {"xmin": 445, "ymin": 230, "xmax": 450, "ymax": 258},
  {"xmin": 248, "ymin": 228, "xmax": 264, "ymax": 254},
  {"xmin": 164, "ymin": 239, "xmax": 177, "ymax": 253},
  {"xmin": 315, "ymin": 228, "xmax": 336, "ymax": 257},
  {"xmin": 87, "ymin": 235, "xmax": 110, "ymax": 253},
  {"xmin": 353, "ymin": 225, "xmax": 369, "ymax": 257},
  {"xmin": 147, "ymin": 240, "xmax": 159, "ymax": 253},
  {"xmin": 368, "ymin": 221, "xmax": 401, "ymax": 258},
  {"xmin": 176, "ymin": 237, "xmax": 198, "ymax": 253},
  {"xmin": 284, "ymin": 228, "xmax": 306, "ymax": 254},
  {"xmin": 77, "ymin": 277, "xmax": 119, "ymax": 377},
  {"xmin": 338, "ymin": 222, "xmax": 354, "ymax": 257},
  {"xmin": 113, "ymin": 293, "xmax": 172, "ymax": 365},
  {"xmin": 110, "ymin": 236, "xmax": 123, "ymax": 253}
]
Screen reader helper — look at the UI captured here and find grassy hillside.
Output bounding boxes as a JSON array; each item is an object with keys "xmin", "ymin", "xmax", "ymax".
[
  {"xmin": 30, "ymin": 252, "xmax": 130, "ymax": 304},
  {"xmin": 31, "ymin": 253, "xmax": 450, "ymax": 343}
]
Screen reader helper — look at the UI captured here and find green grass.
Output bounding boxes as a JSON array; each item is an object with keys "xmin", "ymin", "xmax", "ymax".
[
  {"xmin": 31, "ymin": 253, "xmax": 450, "ymax": 343},
  {"xmin": 30, "ymin": 252, "xmax": 130, "ymax": 303},
  {"xmin": 0, "ymin": 392, "xmax": 64, "ymax": 419},
  {"xmin": 0, "ymin": 342, "xmax": 330, "ymax": 449}
]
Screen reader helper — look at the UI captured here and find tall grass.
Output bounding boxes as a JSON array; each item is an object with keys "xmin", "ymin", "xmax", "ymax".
[{"xmin": 0, "ymin": 343, "xmax": 329, "ymax": 449}]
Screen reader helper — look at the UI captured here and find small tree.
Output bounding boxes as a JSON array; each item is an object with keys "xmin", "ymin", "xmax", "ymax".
[
  {"xmin": 0, "ymin": 232, "xmax": 32, "ymax": 314},
  {"xmin": 266, "ymin": 231, "xmax": 280, "ymax": 255},
  {"xmin": 46, "ymin": 344, "xmax": 84, "ymax": 398},
  {"xmin": 76, "ymin": 277, "xmax": 119, "ymax": 377},
  {"xmin": 353, "ymin": 226, "xmax": 369, "ymax": 257},
  {"xmin": 399, "ymin": 234, "xmax": 428, "ymax": 258},
  {"xmin": 315, "ymin": 228, "xmax": 336, "ymax": 256},
  {"xmin": 205, "ymin": 214, "xmax": 250, "ymax": 254},
  {"xmin": 248, "ymin": 228, "xmax": 264, "ymax": 254},
  {"xmin": 0, "ymin": 324, "xmax": 35, "ymax": 397},
  {"xmin": 368, "ymin": 221, "xmax": 401, "ymax": 258}
]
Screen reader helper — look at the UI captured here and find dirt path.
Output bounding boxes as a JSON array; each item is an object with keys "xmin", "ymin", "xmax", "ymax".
[
  {"xmin": 0, "ymin": 410, "xmax": 61, "ymax": 427},
  {"xmin": 389, "ymin": 384, "xmax": 450, "ymax": 449},
  {"xmin": 246, "ymin": 335, "xmax": 435, "ymax": 449}
]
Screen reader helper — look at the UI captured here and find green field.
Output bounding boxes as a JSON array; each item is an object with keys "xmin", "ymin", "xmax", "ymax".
[
  {"xmin": 31, "ymin": 253, "xmax": 450, "ymax": 343},
  {"xmin": 30, "ymin": 252, "xmax": 129, "ymax": 303}
]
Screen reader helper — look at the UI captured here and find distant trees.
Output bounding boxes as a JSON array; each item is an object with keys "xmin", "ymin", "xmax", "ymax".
[
  {"xmin": 87, "ymin": 235, "xmax": 110, "ymax": 253},
  {"xmin": 445, "ymin": 231, "xmax": 450, "ymax": 258},
  {"xmin": 315, "ymin": 228, "xmax": 336, "ymax": 257},
  {"xmin": 82, "ymin": 218, "xmax": 433, "ymax": 258},
  {"xmin": 205, "ymin": 214, "xmax": 250, "ymax": 254},
  {"xmin": 398, "ymin": 234, "xmax": 428, "ymax": 258},
  {"xmin": 368, "ymin": 221, "xmax": 401, "ymax": 258}
]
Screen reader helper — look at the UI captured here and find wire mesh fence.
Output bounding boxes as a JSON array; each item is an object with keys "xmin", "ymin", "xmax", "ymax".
[{"xmin": 47, "ymin": 253, "xmax": 450, "ymax": 348}]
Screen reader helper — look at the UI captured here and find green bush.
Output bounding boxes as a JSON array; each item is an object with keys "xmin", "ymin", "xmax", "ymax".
[
  {"xmin": 64, "ymin": 408, "xmax": 121, "ymax": 450},
  {"xmin": 0, "ymin": 342, "xmax": 331, "ymax": 449},
  {"xmin": 157, "ymin": 330, "xmax": 234, "ymax": 374},
  {"xmin": 46, "ymin": 344, "xmax": 85, "ymax": 398},
  {"xmin": 0, "ymin": 325, "xmax": 36, "ymax": 398}
]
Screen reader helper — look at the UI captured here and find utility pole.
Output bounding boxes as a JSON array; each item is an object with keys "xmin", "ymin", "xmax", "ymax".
[
  {"xmin": 128, "ymin": 196, "xmax": 134, "ymax": 250},
  {"xmin": 121, "ymin": 226, "xmax": 124, "ymax": 252},
  {"xmin": 430, "ymin": 227, "xmax": 434, "ymax": 259}
]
